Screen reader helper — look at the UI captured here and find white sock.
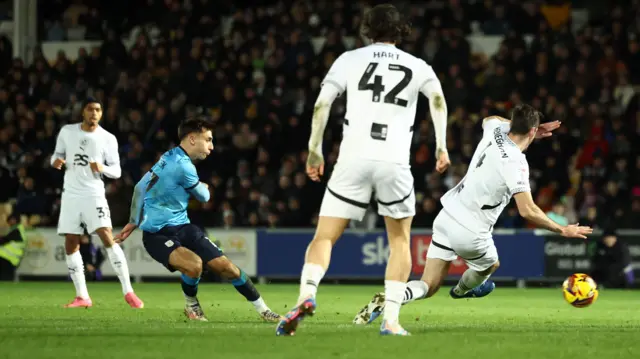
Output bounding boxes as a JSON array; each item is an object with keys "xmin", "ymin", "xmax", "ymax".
[
  {"xmin": 402, "ymin": 280, "xmax": 429, "ymax": 304},
  {"xmin": 184, "ymin": 293, "xmax": 199, "ymax": 306},
  {"xmin": 251, "ymin": 297, "xmax": 269, "ymax": 312},
  {"xmin": 105, "ymin": 244, "xmax": 134, "ymax": 295},
  {"xmin": 453, "ymin": 269, "xmax": 491, "ymax": 296},
  {"xmin": 382, "ymin": 280, "xmax": 406, "ymax": 324},
  {"xmin": 298, "ymin": 263, "xmax": 325, "ymax": 303},
  {"xmin": 66, "ymin": 251, "xmax": 89, "ymax": 299}
]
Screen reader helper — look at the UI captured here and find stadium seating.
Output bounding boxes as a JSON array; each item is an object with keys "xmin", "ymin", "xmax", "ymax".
[{"xmin": 0, "ymin": 0, "xmax": 638, "ymax": 229}]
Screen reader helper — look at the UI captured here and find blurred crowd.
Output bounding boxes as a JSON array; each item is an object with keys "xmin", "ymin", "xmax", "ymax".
[{"xmin": 0, "ymin": 0, "xmax": 639, "ymax": 230}]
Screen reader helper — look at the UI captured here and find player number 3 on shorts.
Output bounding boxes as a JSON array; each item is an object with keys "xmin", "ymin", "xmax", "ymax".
[{"xmin": 96, "ymin": 206, "xmax": 110, "ymax": 219}]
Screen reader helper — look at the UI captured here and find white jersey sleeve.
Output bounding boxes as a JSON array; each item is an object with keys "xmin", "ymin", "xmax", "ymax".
[
  {"xmin": 321, "ymin": 52, "xmax": 350, "ymax": 96},
  {"xmin": 100, "ymin": 134, "xmax": 121, "ymax": 179},
  {"xmin": 482, "ymin": 117, "xmax": 510, "ymax": 136},
  {"xmin": 417, "ymin": 61, "xmax": 447, "ymax": 151},
  {"xmin": 51, "ymin": 126, "xmax": 68, "ymax": 166},
  {"xmin": 502, "ymin": 158, "xmax": 531, "ymax": 195},
  {"xmin": 418, "ymin": 62, "xmax": 443, "ymax": 98}
]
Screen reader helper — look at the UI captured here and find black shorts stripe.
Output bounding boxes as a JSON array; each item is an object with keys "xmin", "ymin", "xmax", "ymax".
[
  {"xmin": 377, "ymin": 188, "xmax": 413, "ymax": 206},
  {"xmin": 465, "ymin": 252, "xmax": 487, "ymax": 261},
  {"xmin": 431, "ymin": 240, "xmax": 454, "ymax": 252},
  {"xmin": 431, "ymin": 240, "xmax": 487, "ymax": 261},
  {"xmin": 481, "ymin": 201, "xmax": 501, "ymax": 210},
  {"xmin": 327, "ymin": 187, "xmax": 369, "ymax": 209}
]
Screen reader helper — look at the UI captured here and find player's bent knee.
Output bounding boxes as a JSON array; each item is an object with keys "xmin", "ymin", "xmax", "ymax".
[
  {"xmin": 478, "ymin": 261, "xmax": 500, "ymax": 276},
  {"xmin": 181, "ymin": 256, "xmax": 203, "ymax": 279},
  {"xmin": 169, "ymin": 248, "xmax": 203, "ymax": 278},
  {"xmin": 207, "ymin": 256, "xmax": 240, "ymax": 279}
]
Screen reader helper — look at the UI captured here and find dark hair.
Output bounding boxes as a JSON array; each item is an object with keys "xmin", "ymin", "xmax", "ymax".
[
  {"xmin": 509, "ymin": 104, "xmax": 543, "ymax": 135},
  {"xmin": 360, "ymin": 4, "xmax": 411, "ymax": 43},
  {"xmin": 178, "ymin": 115, "xmax": 215, "ymax": 140},
  {"xmin": 82, "ymin": 96, "xmax": 101, "ymax": 110}
]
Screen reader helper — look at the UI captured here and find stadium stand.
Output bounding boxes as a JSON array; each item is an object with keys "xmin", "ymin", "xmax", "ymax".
[{"xmin": 0, "ymin": 0, "xmax": 639, "ymax": 231}]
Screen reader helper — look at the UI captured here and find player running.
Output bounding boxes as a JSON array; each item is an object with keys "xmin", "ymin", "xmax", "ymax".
[
  {"xmin": 353, "ymin": 104, "xmax": 593, "ymax": 325},
  {"xmin": 276, "ymin": 4, "xmax": 450, "ymax": 337},
  {"xmin": 51, "ymin": 97, "xmax": 143, "ymax": 309},
  {"xmin": 114, "ymin": 116, "xmax": 281, "ymax": 322}
]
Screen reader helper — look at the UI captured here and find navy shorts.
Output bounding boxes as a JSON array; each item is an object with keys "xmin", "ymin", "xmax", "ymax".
[{"xmin": 142, "ymin": 224, "xmax": 223, "ymax": 272}]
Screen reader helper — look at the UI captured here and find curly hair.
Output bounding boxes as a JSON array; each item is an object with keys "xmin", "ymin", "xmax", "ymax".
[{"xmin": 360, "ymin": 4, "xmax": 411, "ymax": 44}]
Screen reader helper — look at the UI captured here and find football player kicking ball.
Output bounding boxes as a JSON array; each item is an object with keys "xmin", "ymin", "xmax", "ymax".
[
  {"xmin": 52, "ymin": 97, "xmax": 143, "ymax": 309},
  {"xmin": 353, "ymin": 104, "xmax": 593, "ymax": 325},
  {"xmin": 276, "ymin": 4, "xmax": 450, "ymax": 336},
  {"xmin": 115, "ymin": 116, "xmax": 281, "ymax": 323}
]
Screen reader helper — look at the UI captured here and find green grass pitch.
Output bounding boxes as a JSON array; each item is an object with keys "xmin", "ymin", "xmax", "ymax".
[{"xmin": 0, "ymin": 282, "xmax": 638, "ymax": 359}]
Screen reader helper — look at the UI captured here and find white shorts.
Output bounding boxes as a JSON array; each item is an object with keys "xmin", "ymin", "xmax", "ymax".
[
  {"xmin": 319, "ymin": 159, "xmax": 415, "ymax": 221},
  {"xmin": 426, "ymin": 210, "xmax": 498, "ymax": 272},
  {"xmin": 57, "ymin": 195, "xmax": 112, "ymax": 235}
]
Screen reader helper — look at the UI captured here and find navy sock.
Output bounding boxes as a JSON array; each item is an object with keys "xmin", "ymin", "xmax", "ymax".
[
  {"xmin": 181, "ymin": 273, "xmax": 200, "ymax": 298},
  {"xmin": 232, "ymin": 270, "xmax": 260, "ymax": 302}
]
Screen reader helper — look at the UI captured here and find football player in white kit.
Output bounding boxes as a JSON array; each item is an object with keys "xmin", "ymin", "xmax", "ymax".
[
  {"xmin": 51, "ymin": 98, "xmax": 143, "ymax": 309},
  {"xmin": 353, "ymin": 104, "xmax": 593, "ymax": 325},
  {"xmin": 276, "ymin": 4, "xmax": 450, "ymax": 337}
]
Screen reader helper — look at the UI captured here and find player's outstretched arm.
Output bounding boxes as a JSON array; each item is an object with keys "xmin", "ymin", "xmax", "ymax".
[
  {"xmin": 482, "ymin": 115, "xmax": 561, "ymax": 140},
  {"xmin": 513, "ymin": 192, "xmax": 593, "ymax": 239}
]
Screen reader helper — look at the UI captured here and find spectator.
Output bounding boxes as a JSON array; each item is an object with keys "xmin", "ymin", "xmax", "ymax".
[{"xmin": 546, "ymin": 202, "xmax": 569, "ymax": 226}]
